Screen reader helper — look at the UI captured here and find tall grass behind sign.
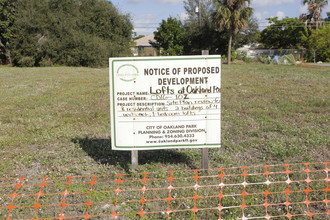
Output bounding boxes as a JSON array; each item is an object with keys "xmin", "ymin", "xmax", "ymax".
[{"xmin": 109, "ymin": 56, "xmax": 221, "ymax": 150}]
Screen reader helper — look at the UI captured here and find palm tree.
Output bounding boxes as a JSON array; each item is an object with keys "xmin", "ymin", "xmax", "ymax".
[
  {"xmin": 301, "ymin": 0, "xmax": 328, "ymax": 29},
  {"xmin": 214, "ymin": 0, "xmax": 253, "ymax": 65}
]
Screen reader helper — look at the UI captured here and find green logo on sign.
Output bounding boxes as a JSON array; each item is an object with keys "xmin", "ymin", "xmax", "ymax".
[{"xmin": 117, "ymin": 64, "xmax": 139, "ymax": 82}]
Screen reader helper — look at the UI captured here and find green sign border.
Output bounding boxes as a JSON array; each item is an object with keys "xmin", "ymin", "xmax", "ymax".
[{"xmin": 110, "ymin": 56, "xmax": 221, "ymax": 149}]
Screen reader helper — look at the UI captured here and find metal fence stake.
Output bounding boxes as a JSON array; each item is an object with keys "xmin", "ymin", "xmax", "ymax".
[{"xmin": 201, "ymin": 49, "xmax": 210, "ymax": 172}]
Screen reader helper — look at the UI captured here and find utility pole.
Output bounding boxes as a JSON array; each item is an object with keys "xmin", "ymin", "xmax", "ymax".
[
  {"xmin": 199, "ymin": 0, "xmax": 201, "ymax": 28},
  {"xmin": 195, "ymin": 0, "xmax": 201, "ymax": 28}
]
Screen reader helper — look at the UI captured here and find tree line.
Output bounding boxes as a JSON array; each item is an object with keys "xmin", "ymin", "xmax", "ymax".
[
  {"xmin": 1, "ymin": 0, "xmax": 329, "ymax": 67},
  {"xmin": 153, "ymin": 0, "xmax": 329, "ymax": 63},
  {"xmin": 0, "ymin": 0, "xmax": 133, "ymax": 67}
]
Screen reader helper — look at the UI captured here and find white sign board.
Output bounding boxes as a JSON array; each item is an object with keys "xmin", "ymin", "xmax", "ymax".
[{"xmin": 110, "ymin": 55, "xmax": 221, "ymax": 150}]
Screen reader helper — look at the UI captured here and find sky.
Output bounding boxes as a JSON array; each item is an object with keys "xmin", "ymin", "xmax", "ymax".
[{"xmin": 110, "ymin": 0, "xmax": 330, "ymax": 36}]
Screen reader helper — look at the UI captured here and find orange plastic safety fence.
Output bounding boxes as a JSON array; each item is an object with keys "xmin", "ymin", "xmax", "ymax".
[{"xmin": 0, "ymin": 162, "xmax": 329, "ymax": 219}]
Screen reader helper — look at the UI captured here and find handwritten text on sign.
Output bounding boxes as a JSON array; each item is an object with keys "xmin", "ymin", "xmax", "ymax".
[{"xmin": 110, "ymin": 56, "xmax": 221, "ymax": 150}]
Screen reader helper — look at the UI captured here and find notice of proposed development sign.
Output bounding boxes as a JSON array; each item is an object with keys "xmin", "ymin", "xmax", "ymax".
[{"xmin": 110, "ymin": 55, "xmax": 221, "ymax": 150}]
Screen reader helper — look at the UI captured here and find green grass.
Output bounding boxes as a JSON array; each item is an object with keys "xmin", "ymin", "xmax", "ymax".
[{"xmin": 0, "ymin": 64, "xmax": 329, "ymax": 178}]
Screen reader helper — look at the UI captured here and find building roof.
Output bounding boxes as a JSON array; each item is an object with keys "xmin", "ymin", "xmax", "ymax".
[{"xmin": 135, "ymin": 34, "xmax": 155, "ymax": 47}]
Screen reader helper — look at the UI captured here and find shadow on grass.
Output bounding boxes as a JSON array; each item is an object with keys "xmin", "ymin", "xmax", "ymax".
[{"xmin": 72, "ymin": 137, "xmax": 197, "ymax": 172}]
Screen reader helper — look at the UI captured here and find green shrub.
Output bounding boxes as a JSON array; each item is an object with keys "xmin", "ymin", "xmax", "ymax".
[
  {"xmin": 231, "ymin": 49, "xmax": 238, "ymax": 61},
  {"xmin": 18, "ymin": 56, "xmax": 35, "ymax": 67},
  {"xmin": 39, "ymin": 58, "xmax": 53, "ymax": 67},
  {"xmin": 257, "ymin": 55, "xmax": 272, "ymax": 64},
  {"xmin": 236, "ymin": 51, "xmax": 252, "ymax": 63},
  {"xmin": 278, "ymin": 54, "xmax": 296, "ymax": 65}
]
